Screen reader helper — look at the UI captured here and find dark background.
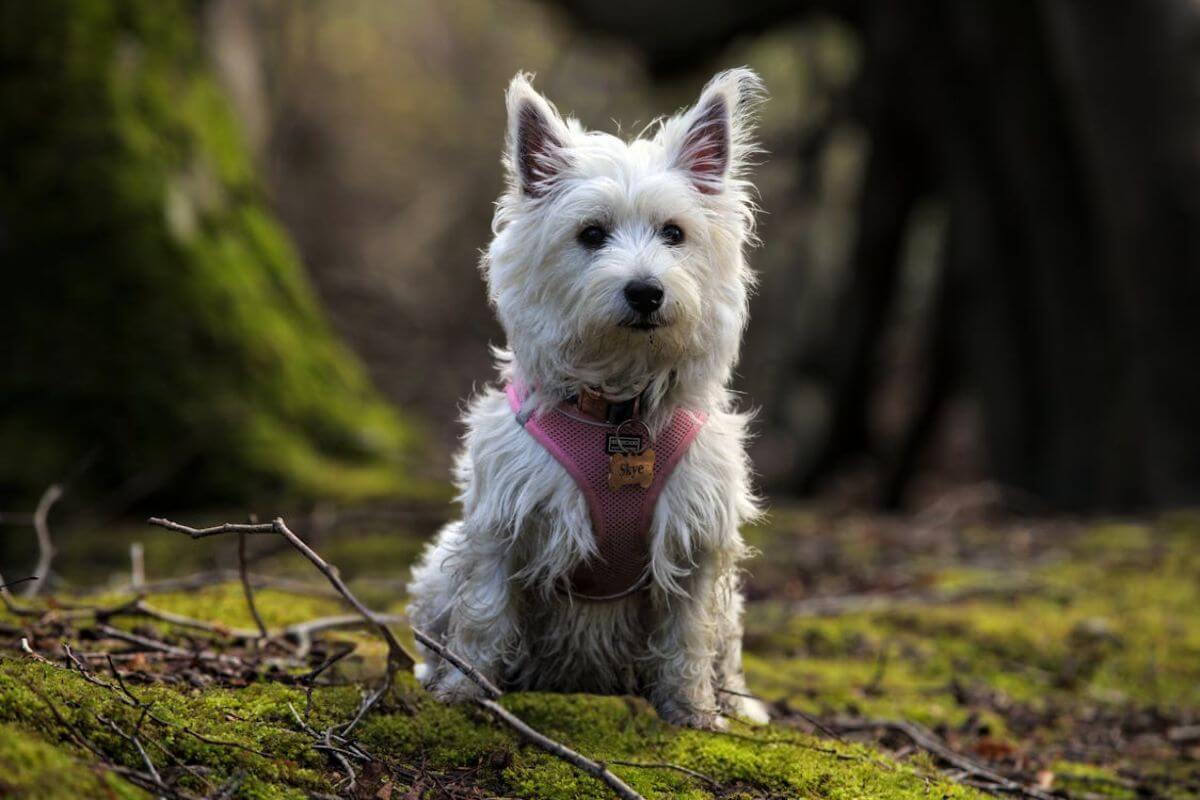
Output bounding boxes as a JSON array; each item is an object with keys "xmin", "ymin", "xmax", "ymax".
[{"xmin": 3, "ymin": 0, "xmax": 1199, "ymax": 518}]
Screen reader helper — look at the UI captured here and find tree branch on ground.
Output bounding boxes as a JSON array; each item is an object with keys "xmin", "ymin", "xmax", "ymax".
[
  {"xmin": 829, "ymin": 717, "xmax": 1057, "ymax": 800},
  {"xmin": 412, "ymin": 626, "xmax": 646, "ymax": 800},
  {"xmin": 26, "ymin": 483, "xmax": 63, "ymax": 597}
]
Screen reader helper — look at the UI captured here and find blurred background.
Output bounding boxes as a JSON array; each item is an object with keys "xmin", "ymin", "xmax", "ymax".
[
  {"xmin": 3, "ymin": 7, "xmax": 1200, "ymax": 794},
  {"xmin": 2, "ymin": 0, "xmax": 1199, "ymax": 521}
]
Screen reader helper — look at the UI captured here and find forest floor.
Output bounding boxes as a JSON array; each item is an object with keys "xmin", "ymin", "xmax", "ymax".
[{"xmin": 0, "ymin": 492, "xmax": 1197, "ymax": 799}]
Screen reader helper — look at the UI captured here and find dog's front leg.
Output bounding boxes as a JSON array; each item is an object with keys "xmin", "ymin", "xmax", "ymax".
[
  {"xmin": 424, "ymin": 542, "xmax": 521, "ymax": 703},
  {"xmin": 645, "ymin": 563, "xmax": 727, "ymax": 731}
]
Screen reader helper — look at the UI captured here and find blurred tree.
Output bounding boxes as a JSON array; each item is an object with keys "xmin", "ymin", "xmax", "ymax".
[
  {"xmin": 0, "ymin": 0, "xmax": 421, "ymax": 505},
  {"xmin": 549, "ymin": 0, "xmax": 1200, "ymax": 512}
]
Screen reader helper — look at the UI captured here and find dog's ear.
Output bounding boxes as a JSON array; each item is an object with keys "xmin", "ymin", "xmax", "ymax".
[
  {"xmin": 670, "ymin": 67, "xmax": 764, "ymax": 195},
  {"xmin": 506, "ymin": 73, "xmax": 571, "ymax": 198}
]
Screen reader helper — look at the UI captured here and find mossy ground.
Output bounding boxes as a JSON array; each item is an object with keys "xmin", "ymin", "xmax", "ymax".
[{"xmin": 1, "ymin": 505, "xmax": 1197, "ymax": 798}]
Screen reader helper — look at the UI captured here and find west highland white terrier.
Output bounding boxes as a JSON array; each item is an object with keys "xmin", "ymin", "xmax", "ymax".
[{"xmin": 408, "ymin": 68, "xmax": 768, "ymax": 730}]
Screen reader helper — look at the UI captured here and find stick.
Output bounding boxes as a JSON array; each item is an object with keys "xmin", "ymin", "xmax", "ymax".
[
  {"xmin": 413, "ymin": 626, "xmax": 643, "ymax": 800},
  {"xmin": 149, "ymin": 515, "xmax": 640, "ymax": 798},
  {"xmin": 148, "ymin": 517, "xmax": 415, "ymax": 670},
  {"xmin": 19, "ymin": 637, "xmax": 55, "ymax": 665},
  {"xmin": 101, "ymin": 569, "xmax": 342, "ymax": 599},
  {"xmin": 238, "ymin": 530, "xmax": 269, "ymax": 639},
  {"xmin": 609, "ymin": 760, "xmax": 719, "ymax": 787},
  {"xmin": 411, "ymin": 627, "xmax": 502, "ymax": 700},
  {"xmin": 96, "ymin": 713, "xmax": 163, "ymax": 787},
  {"xmin": 25, "ymin": 483, "xmax": 63, "ymax": 597},
  {"xmin": 0, "ymin": 575, "xmax": 36, "ymax": 592},
  {"xmin": 129, "ymin": 542, "xmax": 145, "ymax": 590},
  {"xmin": 93, "ymin": 623, "xmax": 243, "ymax": 667},
  {"xmin": 832, "ymin": 718, "xmax": 1056, "ymax": 800},
  {"xmin": 478, "ymin": 700, "xmax": 643, "ymax": 800},
  {"xmin": 93, "ymin": 596, "xmax": 402, "ymax": 646}
]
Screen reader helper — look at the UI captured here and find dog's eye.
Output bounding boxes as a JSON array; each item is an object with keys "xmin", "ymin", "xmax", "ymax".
[
  {"xmin": 577, "ymin": 225, "xmax": 608, "ymax": 249},
  {"xmin": 661, "ymin": 223, "xmax": 685, "ymax": 246}
]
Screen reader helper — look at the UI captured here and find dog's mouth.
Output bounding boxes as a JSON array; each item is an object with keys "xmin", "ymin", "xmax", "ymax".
[{"xmin": 619, "ymin": 315, "xmax": 668, "ymax": 332}]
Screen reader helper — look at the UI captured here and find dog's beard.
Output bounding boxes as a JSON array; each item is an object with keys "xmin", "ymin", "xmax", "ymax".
[{"xmin": 557, "ymin": 313, "xmax": 694, "ymax": 398}]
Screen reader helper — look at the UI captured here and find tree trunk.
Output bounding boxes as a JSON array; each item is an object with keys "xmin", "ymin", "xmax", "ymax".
[
  {"xmin": 0, "ymin": 0, "xmax": 420, "ymax": 505},
  {"xmin": 546, "ymin": 0, "xmax": 1200, "ymax": 511}
]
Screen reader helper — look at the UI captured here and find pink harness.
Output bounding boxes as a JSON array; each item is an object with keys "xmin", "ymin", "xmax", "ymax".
[{"xmin": 505, "ymin": 383, "xmax": 707, "ymax": 600}]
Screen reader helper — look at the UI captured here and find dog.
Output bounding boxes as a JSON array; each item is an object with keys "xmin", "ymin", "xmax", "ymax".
[{"xmin": 407, "ymin": 68, "xmax": 768, "ymax": 731}]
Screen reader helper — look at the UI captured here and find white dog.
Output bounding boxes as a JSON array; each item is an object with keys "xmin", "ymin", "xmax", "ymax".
[{"xmin": 408, "ymin": 68, "xmax": 768, "ymax": 730}]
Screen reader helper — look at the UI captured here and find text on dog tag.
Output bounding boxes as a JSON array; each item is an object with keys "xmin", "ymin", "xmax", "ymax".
[{"xmin": 608, "ymin": 449, "xmax": 655, "ymax": 491}]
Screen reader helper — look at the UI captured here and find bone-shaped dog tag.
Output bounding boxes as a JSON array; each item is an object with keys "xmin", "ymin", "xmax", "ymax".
[{"xmin": 608, "ymin": 449, "xmax": 655, "ymax": 491}]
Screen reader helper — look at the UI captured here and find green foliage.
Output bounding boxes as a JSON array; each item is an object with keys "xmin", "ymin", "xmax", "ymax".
[{"xmin": 0, "ymin": 0, "xmax": 422, "ymax": 504}]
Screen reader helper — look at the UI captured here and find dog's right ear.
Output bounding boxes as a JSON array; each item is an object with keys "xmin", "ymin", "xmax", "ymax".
[{"xmin": 506, "ymin": 73, "xmax": 571, "ymax": 198}]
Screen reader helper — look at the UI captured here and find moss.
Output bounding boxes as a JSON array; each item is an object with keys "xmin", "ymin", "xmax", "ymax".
[
  {"xmin": 0, "ymin": 722, "xmax": 148, "ymax": 799},
  {"xmin": 0, "ymin": 0, "xmax": 426, "ymax": 506},
  {"xmin": 0, "ymin": 654, "xmax": 983, "ymax": 799},
  {"xmin": 3, "ymin": 511, "xmax": 1198, "ymax": 797},
  {"xmin": 739, "ymin": 512, "xmax": 1200, "ymax": 798}
]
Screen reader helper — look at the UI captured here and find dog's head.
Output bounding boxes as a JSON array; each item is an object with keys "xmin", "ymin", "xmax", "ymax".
[{"xmin": 484, "ymin": 69, "xmax": 764, "ymax": 409}]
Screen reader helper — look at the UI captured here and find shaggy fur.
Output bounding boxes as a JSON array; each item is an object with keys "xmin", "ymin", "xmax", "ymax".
[{"xmin": 407, "ymin": 68, "xmax": 768, "ymax": 730}]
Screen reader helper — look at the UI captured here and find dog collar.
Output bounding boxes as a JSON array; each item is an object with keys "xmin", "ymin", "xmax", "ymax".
[
  {"xmin": 506, "ymin": 380, "xmax": 706, "ymax": 601},
  {"xmin": 572, "ymin": 385, "xmax": 644, "ymax": 424}
]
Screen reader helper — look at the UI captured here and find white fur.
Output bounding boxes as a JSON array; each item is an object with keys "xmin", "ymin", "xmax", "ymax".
[{"xmin": 407, "ymin": 68, "xmax": 769, "ymax": 729}]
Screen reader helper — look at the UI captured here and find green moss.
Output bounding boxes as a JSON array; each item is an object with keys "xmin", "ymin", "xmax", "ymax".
[
  {"xmin": 738, "ymin": 512, "xmax": 1200, "ymax": 799},
  {"xmin": 0, "ymin": 654, "xmax": 983, "ymax": 799},
  {"xmin": 0, "ymin": 722, "xmax": 148, "ymax": 799},
  {"xmin": 0, "ymin": 0, "xmax": 426, "ymax": 506},
  {"xmin": 3, "ymin": 511, "xmax": 1199, "ymax": 797}
]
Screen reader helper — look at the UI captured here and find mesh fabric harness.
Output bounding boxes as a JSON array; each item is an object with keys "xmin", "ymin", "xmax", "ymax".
[{"xmin": 506, "ymin": 382, "xmax": 707, "ymax": 601}]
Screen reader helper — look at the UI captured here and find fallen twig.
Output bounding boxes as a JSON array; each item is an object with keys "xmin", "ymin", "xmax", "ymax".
[
  {"xmin": 102, "ymin": 569, "xmax": 343, "ymax": 599},
  {"xmin": 831, "ymin": 717, "xmax": 1057, "ymax": 800},
  {"xmin": 19, "ymin": 674, "xmax": 198, "ymax": 799},
  {"xmin": 26, "ymin": 483, "xmax": 64, "ymax": 597},
  {"xmin": 238, "ymin": 521, "xmax": 269, "ymax": 639},
  {"xmin": 0, "ymin": 575, "xmax": 36, "ymax": 592},
  {"xmin": 148, "ymin": 517, "xmax": 415, "ymax": 671},
  {"xmin": 413, "ymin": 625, "xmax": 645, "ymax": 800},
  {"xmin": 129, "ymin": 542, "xmax": 145, "ymax": 590},
  {"xmin": 609, "ymin": 760, "xmax": 719, "ymax": 787},
  {"xmin": 412, "ymin": 628, "xmax": 502, "ymax": 699}
]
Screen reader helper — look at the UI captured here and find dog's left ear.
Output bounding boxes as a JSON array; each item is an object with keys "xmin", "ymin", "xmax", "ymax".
[{"xmin": 670, "ymin": 67, "xmax": 765, "ymax": 195}]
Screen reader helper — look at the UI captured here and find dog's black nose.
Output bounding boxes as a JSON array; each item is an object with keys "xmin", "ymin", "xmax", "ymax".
[{"xmin": 623, "ymin": 280, "xmax": 664, "ymax": 315}]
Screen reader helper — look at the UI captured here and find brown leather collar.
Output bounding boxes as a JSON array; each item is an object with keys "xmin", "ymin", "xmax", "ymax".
[{"xmin": 574, "ymin": 385, "xmax": 642, "ymax": 424}]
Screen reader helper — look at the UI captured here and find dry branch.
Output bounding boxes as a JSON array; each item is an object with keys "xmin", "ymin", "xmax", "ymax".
[
  {"xmin": 609, "ymin": 760, "xmax": 719, "ymax": 787},
  {"xmin": 412, "ymin": 625, "xmax": 645, "ymax": 800},
  {"xmin": 26, "ymin": 483, "xmax": 63, "ymax": 597},
  {"xmin": 0, "ymin": 576, "xmax": 36, "ymax": 592},
  {"xmin": 831, "ymin": 717, "xmax": 1057, "ymax": 800},
  {"xmin": 411, "ymin": 627, "xmax": 502, "ymax": 700},
  {"xmin": 148, "ymin": 516, "xmax": 415, "ymax": 670},
  {"xmin": 102, "ymin": 569, "xmax": 343, "ymax": 599},
  {"xmin": 238, "ymin": 530, "xmax": 269, "ymax": 639}
]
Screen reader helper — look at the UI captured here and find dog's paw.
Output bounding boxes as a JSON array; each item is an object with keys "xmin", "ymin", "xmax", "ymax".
[
  {"xmin": 723, "ymin": 693, "xmax": 771, "ymax": 725},
  {"xmin": 413, "ymin": 662, "xmax": 433, "ymax": 686},
  {"xmin": 660, "ymin": 707, "xmax": 729, "ymax": 732},
  {"xmin": 425, "ymin": 670, "xmax": 487, "ymax": 704}
]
